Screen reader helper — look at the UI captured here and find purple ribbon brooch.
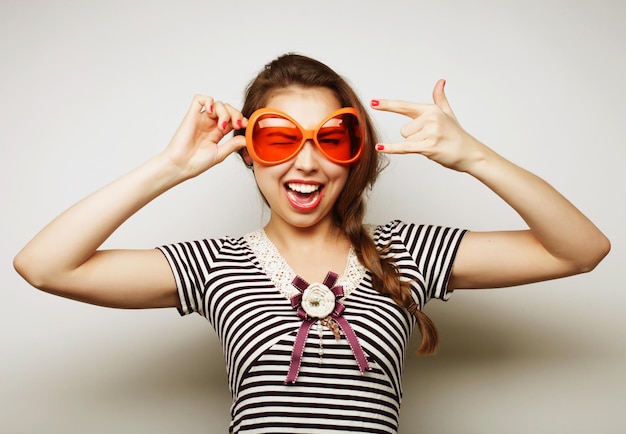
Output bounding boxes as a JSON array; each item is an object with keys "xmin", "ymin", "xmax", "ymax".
[{"xmin": 285, "ymin": 271, "xmax": 371, "ymax": 384}]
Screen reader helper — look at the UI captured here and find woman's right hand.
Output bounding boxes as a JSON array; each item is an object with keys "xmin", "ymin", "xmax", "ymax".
[
  {"xmin": 13, "ymin": 94, "xmax": 250, "ymax": 309},
  {"xmin": 163, "ymin": 95, "xmax": 248, "ymax": 180}
]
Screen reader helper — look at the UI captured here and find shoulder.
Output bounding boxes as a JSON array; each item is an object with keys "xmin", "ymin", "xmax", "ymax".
[
  {"xmin": 368, "ymin": 220, "xmax": 468, "ymax": 255},
  {"xmin": 158, "ymin": 233, "xmax": 251, "ymax": 263},
  {"xmin": 367, "ymin": 220, "xmax": 423, "ymax": 245},
  {"xmin": 367, "ymin": 219, "xmax": 402, "ymax": 238}
]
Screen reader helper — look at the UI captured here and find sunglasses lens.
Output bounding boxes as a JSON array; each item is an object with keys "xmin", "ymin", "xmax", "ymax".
[
  {"xmin": 251, "ymin": 114, "xmax": 303, "ymax": 163},
  {"xmin": 317, "ymin": 112, "xmax": 362, "ymax": 163}
]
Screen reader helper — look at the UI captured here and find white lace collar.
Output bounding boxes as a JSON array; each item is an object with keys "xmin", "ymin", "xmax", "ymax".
[{"xmin": 244, "ymin": 229, "xmax": 366, "ymax": 300}]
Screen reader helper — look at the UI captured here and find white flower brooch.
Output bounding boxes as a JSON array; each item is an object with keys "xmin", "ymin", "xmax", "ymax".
[{"xmin": 285, "ymin": 271, "xmax": 371, "ymax": 384}]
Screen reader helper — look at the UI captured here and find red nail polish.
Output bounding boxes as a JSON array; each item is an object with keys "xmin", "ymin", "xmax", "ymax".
[
  {"xmin": 371, "ymin": 99, "xmax": 380, "ymax": 107},
  {"xmin": 236, "ymin": 119, "xmax": 243, "ymax": 129},
  {"xmin": 221, "ymin": 121, "xmax": 227, "ymax": 130},
  {"xmin": 208, "ymin": 105, "xmax": 213, "ymax": 113},
  {"xmin": 376, "ymin": 144, "xmax": 384, "ymax": 151}
]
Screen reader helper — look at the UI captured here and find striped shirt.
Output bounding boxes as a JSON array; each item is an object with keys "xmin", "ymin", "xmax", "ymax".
[{"xmin": 158, "ymin": 220, "xmax": 467, "ymax": 433}]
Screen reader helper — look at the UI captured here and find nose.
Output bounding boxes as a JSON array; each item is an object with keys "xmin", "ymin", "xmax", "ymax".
[{"xmin": 293, "ymin": 140, "xmax": 319, "ymax": 172}]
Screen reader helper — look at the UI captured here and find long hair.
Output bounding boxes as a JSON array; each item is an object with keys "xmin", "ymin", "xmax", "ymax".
[{"xmin": 235, "ymin": 53, "xmax": 438, "ymax": 354}]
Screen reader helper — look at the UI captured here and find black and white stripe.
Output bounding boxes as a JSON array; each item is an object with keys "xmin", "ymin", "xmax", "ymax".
[{"xmin": 158, "ymin": 220, "xmax": 467, "ymax": 433}]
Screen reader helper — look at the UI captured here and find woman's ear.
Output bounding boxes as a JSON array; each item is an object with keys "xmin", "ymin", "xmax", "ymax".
[{"xmin": 239, "ymin": 148, "xmax": 254, "ymax": 168}]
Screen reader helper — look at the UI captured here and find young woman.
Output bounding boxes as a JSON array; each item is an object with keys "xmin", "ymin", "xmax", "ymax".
[{"xmin": 14, "ymin": 54, "xmax": 610, "ymax": 433}]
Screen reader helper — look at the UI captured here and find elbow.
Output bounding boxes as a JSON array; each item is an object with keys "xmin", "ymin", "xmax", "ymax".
[
  {"xmin": 574, "ymin": 234, "xmax": 611, "ymax": 274},
  {"xmin": 14, "ymin": 249, "xmax": 52, "ymax": 290},
  {"xmin": 14, "ymin": 250, "xmax": 37, "ymax": 287}
]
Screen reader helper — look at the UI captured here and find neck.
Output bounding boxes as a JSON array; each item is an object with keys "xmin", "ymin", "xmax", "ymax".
[
  {"xmin": 264, "ymin": 218, "xmax": 348, "ymax": 253},
  {"xmin": 263, "ymin": 217, "xmax": 354, "ymax": 283}
]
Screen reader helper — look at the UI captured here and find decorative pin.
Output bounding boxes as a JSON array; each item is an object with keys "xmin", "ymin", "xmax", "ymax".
[{"xmin": 285, "ymin": 271, "xmax": 371, "ymax": 384}]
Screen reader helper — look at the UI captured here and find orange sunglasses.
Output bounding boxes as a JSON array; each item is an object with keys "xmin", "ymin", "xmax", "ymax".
[{"xmin": 245, "ymin": 107, "xmax": 364, "ymax": 166}]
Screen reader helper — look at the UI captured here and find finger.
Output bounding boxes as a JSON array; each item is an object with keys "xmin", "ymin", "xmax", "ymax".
[
  {"xmin": 213, "ymin": 101, "xmax": 247, "ymax": 132},
  {"xmin": 399, "ymin": 118, "xmax": 425, "ymax": 139},
  {"xmin": 193, "ymin": 94, "xmax": 215, "ymax": 116},
  {"xmin": 374, "ymin": 141, "xmax": 429, "ymax": 155},
  {"xmin": 211, "ymin": 101, "xmax": 231, "ymax": 131},
  {"xmin": 432, "ymin": 79, "xmax": 457, "ymax": 120},
  {"xmin": 223, "ymin": 103, "xmax": 247, "ymax": 131},
  {"xmin": 215, "ymin": 135, "xmax": 247, "ymax": 162},
  {"xmin": 370, "ymin": 98, "xmax": 432, "ymax": 119}
]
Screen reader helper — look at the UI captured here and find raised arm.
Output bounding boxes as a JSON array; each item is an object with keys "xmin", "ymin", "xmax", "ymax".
[
  {"xmin": 372, "ymin": 81, "xmax": 610, "ymax": 289},
  {"xmin": 14, "ymin": 96, "xmax": 247, "ymax": 308}
]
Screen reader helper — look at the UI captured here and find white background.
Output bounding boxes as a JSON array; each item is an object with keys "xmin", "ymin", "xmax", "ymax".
[{"xmin": 2, "ymin": 1, "xmax": 625, "ymax": 433}]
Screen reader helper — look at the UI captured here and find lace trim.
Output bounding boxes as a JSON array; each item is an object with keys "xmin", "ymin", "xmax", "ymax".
[{"xmin": 244, "ymin": 229, "xmax": 366, "ymax": 300}]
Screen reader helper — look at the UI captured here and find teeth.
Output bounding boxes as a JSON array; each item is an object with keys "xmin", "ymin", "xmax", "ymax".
[{"xmin": 287, "ymin": 183, "xmax": 320, "ymax": 194}]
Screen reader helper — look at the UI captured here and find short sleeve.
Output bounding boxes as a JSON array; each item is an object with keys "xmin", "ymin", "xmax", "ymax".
[
  {"xmin": 377, "ymin": 220, "xmax": 468, "ymax": 305},
  {"xmin": 157, "ymin": 239, "xmax": 222, "ymax": 317}
]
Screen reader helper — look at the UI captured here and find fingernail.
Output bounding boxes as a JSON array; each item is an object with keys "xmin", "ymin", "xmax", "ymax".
[
  {"xmin": 236, "ymin": 119, "xmax": 243, "ymax": 129},
  {"xmin": 221, "ymin": 121, "xmax": 227, "ymax": 130},
  {"xmin": 376, "ymin": 144, "xmax": 385, "ymax": 151},
  {"xmin": 208, "ymin": 105, "xmax": 213, "ymax": 113},
  {"xmin": 371, "ymin": 99, "xmax": 380, "ymax": 107}
]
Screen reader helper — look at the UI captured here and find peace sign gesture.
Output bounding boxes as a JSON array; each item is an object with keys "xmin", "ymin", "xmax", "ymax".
[{"xmin": 372, "ymin": 79, "xmax": 487, "ymax": 173}]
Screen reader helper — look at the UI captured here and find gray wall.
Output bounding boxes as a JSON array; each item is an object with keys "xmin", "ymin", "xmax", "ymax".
[{"xmin": 2, "ymin": 1, "xmax": 624, "ymax": 433}]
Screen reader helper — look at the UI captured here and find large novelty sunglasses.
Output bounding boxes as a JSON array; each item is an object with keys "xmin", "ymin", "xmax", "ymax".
[{"xmin": 245, "ymin": 107, "xmax": 364, "ymax": 165}]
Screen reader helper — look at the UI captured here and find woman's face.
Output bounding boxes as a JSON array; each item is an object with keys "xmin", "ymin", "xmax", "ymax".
[{"xmin": 252, "ymin": 87, "xmax": 350, "ymax": 232}]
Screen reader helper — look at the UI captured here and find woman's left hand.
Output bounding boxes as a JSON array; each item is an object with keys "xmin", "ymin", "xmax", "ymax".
[
  {"xmin": 373, "ymin": 81, "xmax": 610, "ymax": 289},
  {"xmin": 371, "ymin": 79, "xmax": 487, "ymax": 173}
]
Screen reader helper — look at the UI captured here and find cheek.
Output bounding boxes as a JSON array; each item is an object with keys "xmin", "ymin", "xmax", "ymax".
[
  {"xmin": 253, "ymin": 170, "xmax": 271, "ymax": 195},
  {"xmin": 325, "ymin": 163, "xmax": 350, "ymax": 187},
  {"xmin": 252, "ymin": 165, "xmax": 286, "ymax": 197}
]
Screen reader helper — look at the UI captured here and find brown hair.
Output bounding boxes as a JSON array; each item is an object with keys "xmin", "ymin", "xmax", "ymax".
[{"xmin": 236, "ymin": 53, "xmax": 438, "ymax": 354}]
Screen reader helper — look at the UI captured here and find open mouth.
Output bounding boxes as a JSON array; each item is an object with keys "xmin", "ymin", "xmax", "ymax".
[{"xmin": 285, "ymin": 182, "xmax": 323, "ymax": 210}]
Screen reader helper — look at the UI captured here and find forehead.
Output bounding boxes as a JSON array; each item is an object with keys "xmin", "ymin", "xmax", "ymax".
[{"xmin": 263, "ymin": 87, "xmax": 342, "ymax": 129}]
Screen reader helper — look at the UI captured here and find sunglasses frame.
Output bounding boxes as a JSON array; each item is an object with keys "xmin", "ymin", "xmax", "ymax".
[{"xmin": 245, "ymin": 107, "xmax": 364, "ymax": 166}]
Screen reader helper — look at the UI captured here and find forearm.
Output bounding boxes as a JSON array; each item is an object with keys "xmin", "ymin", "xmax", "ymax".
[
  {"xmin": 14, "ymin": 153, "xmax": 184, "ymax": 285},
  {"xmin": 466, "ymin": 142, "xmax": 610, "ymax": 270},
  {"xmin": 372, "ymin": 84, "xmax": 609, "ymax": 289}
]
